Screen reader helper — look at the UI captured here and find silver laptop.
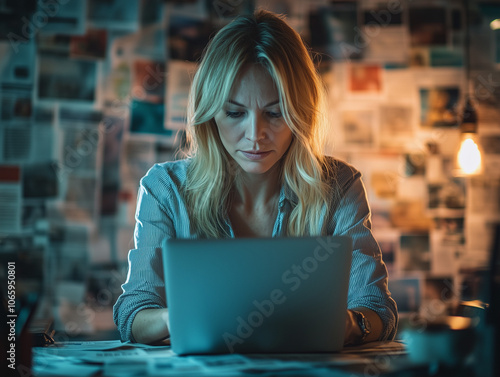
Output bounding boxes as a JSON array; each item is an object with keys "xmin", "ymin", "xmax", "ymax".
[{"xmin": 162, "ymin": 235, "xmax": 352, "ymax": 355}]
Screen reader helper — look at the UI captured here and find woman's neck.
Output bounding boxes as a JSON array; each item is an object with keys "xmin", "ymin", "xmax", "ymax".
[{"xmin": 232, "ymin": 163, "xmax": 282, "ymax": 211}]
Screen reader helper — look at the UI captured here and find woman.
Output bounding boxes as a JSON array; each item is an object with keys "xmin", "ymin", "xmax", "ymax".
[{"xmin": 113, "ymin": 9, "xmax": 397, "ymax": 346}]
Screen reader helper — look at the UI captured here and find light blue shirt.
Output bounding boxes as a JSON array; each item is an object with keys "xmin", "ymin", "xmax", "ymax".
[{"xmin": 113, "ymin": 157, "xmax": 398, "ymax": 342}]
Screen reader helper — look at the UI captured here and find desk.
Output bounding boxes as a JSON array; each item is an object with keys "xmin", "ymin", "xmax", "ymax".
[{"xmin": 30, "ymin": 340, "xmax": 446, "ymax": 377}]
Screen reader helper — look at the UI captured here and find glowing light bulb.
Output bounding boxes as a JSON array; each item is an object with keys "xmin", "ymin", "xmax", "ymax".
[
  {"xmin": 456, "ymin": 133, "xmax": 483, "ymax": 175},
  {"xmin": 454, "ymin": 96, "xmax": 482, "ymax": 176},
  {"xmin": 490, "ymin": 19, "xmax": 500, "ymax": 30}
]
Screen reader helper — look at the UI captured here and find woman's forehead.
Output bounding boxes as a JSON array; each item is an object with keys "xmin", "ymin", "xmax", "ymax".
[{"xmin": 228, "ymin": 64, "xmax": 280, "ymax": 105}]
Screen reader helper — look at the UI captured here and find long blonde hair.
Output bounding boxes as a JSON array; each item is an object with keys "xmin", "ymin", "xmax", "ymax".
[{"xmin": 184, "ymin": 9, "xmax": 336, "ymax": 238}]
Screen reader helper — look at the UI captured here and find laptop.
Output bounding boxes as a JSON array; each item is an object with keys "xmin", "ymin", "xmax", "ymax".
[{"xmin": 162, "ymin": 235, "xmax": 352, "ymax": 355}]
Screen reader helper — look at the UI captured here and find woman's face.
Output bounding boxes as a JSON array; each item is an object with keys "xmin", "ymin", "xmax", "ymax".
[{"xmin": 214, "ymin": 64, "xmax": 293, "ymax": 176}]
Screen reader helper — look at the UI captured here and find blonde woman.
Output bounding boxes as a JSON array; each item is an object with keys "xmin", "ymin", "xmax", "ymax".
[{"xmin": 114, "ymin": 10, "xmax": 397, "ymax": 346}]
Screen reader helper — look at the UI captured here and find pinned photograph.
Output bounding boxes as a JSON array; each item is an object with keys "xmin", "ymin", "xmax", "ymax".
[
  {"xmin": 360, "ymin": 3, "xmax": 408, "ymax": 64},
  {"xmin": 0, "ymin": 125, "xmax": 32, "ymax": 163},
  {"xmin": 59, "ymin": 108, "xmax": 102, "ymax": 174},
  {"xmin": 429, "ymin": 47, "xmax": 463, "ymax": 68},
  {"xmin": 348, "ymin": 63, "xmax": 382, "ymax": 94},
  {"xmin": 121, "ymin": 138, "xmax": 157, "ymax": 188},
  {"xmin": 308, "ymin": 2, "xmax": 361, "ymax": 61},
  {"xmin": 419, "ymin": 87, "xmax": 460, "ymax": 128},
  {"xmin": 31, "ymin": 105, "xmax": 56, "ymax": 160},
  {"xmin": 467, "ymin": 177, "xmax": 500, "ymax": 217},
  {"xmin": 140, "ymin": 0, "xmax": 167, "ymax": 28},
  {"xmin": 38, "ymin": 34, "xmax": 72, "ymax": 56},
  {"xmin": 168, "ymin": 13, "xmax": 214, "ymax": 62},
  {"xmin": 434, "ymin": 216, "xmax": 465, "ymax": 245},
  {"xmin": 0, "ymin": 165, "xmax": 22, "ymax": 233},
  {"xmin": 0, "ymin": 90, "xmax": 32, "ymax": 122},
  {"xmin": 165, "ymin": 60, "xmax": 196, "ymax": 130},
  {"xmin": 70, "ymin": 29, "xmax": 108, "ymax": 60},
  {"xmin": 100, "ymin": 115, "xmax": 125, "ymax": 216},
  {"xmin": 391, "ymin": 200, "xmax": 432, "ymax": 231},
  {"xmin": 388, "ymin": 276, "xmax": 422, "ymax": 313},
  {"xmin": 38, "ymin": 56, "xmax": 97, "ymax": 102},
  {"xmin": 130, "ymin": 99, "xmax": 172, "ymax": 137},
  {"xmin": 132, "ymin": 60, "xmax": 166, "ymax": 102},
  {"xmin": 371, "ymin": 171, "xmax": 399, "ymax": 200},
  {"xmin": 22, "ymin": 201, "xmax": 47, "ymax": 229},
  {"xmin": 373, "ymin": 229, "xmax": 400, "ymax": 275},
  {"xmin": 87, "ymin": 0, "xmax": 139, "ymax": 31},
  {"xmin": 399, "ymin": 233, "xmax": 431, "ymax": 272},
  {"xmin": 379, "ymin": 105, "xmax": 413, "ymax": 150},
  {"xmin": 410, "ymin": 47, "xmax": 430, "ymax": 67},
  {"xmin": 63, "ymin": 176, "xmax": 100, "ymax": 223},
  {"xmin": 470, "ymin": 71, "xmax": 500, "ymax": 124},
  {"xmin": 39, "ymin": 0, "xmax": 86, "ymax": 35},
  {"xmin": 0, "ymin": 0, "xmax": 36, "ymax": 41},
  {"xmin": 427, "ymin": 179, "xmax": 465, "ymax": 211},
  {"xmin": 340, "ymin": 109, "xmax": 375, "ymax": 148},
  {"xmin": 409, "ymin": 6, "xmax": 447, "ymax": 47},
  {"xmin": 0, "ymin": 40, "xmax": 36, "ymax": 87},
  {"xmin": 403, "ymin": 153, "xmax": 426, "ymax": 177},
  {"xmin": 22, "ymin": 162, "xmax": 58, "ymax": 198}
]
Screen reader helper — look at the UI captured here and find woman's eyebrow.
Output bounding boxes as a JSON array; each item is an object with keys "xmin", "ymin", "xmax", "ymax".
[{"xmin": 227, "ymin": 99, "xmax": 280, "ymax": 107}]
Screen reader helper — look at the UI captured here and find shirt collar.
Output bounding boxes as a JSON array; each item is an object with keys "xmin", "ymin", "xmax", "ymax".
[{"xmin": 281, "ymin": 183, "xmax": 298, "ymax": 208}]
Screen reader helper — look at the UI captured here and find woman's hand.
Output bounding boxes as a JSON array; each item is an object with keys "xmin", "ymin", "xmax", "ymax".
[
  {"xmin": 131, "ymin": 308, "xmax": 170, "ymax": 344},
  {"xmin": 344, "ymin": 308, "xmax": 383, "ymax": 346}
]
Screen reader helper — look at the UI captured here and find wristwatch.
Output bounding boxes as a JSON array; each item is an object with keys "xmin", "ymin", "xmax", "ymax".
[{"xmin": 352, "ymin": 310, "xmax": 371, "ymax": 344}]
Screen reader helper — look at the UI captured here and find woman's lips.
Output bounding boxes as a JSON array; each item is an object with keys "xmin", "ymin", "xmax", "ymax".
[{"xmin": 241, "ymin": 150, "xmax": 272, "ymax": 160}]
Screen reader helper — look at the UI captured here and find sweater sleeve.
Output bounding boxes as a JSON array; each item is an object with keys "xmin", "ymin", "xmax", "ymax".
[
  {"xmin": 330, "ymin": 163, "xmax": 398, "ymax": 341},
  {"xmin": 113, "ymin": 164, "xmax": 176, "ymax": 342}
]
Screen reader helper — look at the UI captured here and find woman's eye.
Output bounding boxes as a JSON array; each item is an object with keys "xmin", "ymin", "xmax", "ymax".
[
  {"xmin": 226, "ymin": 111, "xmax": 244, "ymax": 118},
  {"xmin": 268, "ymin": 111, "xmax": 282, "ymax": 118}
]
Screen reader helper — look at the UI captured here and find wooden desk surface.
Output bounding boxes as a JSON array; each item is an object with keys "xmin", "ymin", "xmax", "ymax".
[{"xmin": 30, "ymin": 339, "xmax": 448, "ymax": 376}]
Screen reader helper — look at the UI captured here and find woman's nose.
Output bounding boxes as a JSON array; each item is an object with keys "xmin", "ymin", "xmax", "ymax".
[{"xmin": 245, "ymin": 114, "xmax": 267, "ymax": 142}]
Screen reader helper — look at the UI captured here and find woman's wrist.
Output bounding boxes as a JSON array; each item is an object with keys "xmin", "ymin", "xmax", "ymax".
[
  {"xmin": 344, "ymin": 308, "xmax": 383, "ymax": 346},
  {"xmin": 131, "ymin": 308, "xmax": 170, "ymax": 344},
  {"xmin": 344, "ymin": 309, "xmax": 362, "ymax": 345}
]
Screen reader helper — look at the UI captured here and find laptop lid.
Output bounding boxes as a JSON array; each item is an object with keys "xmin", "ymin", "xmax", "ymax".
[{"xmin": 162, "ymin": 235, "xmax": 352, "ymax": 355}]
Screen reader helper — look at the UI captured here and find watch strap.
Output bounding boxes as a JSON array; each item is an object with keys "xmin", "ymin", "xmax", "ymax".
[{"xmin": 352, "ymin": 310, "xmax": 371, "ymax": 344}]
